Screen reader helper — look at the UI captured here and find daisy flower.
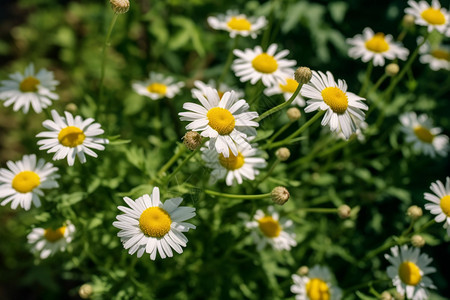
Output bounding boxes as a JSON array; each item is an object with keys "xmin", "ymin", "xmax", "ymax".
[
  {"xmin": 0, "ymin": 154, "xmax": 59, "ymax": 210},
  {"xmin": 336, "ymin": 120, "xmax": 368, "ymax": 142},
  {"xmin": 179, "ymin": 87, "xmax": 258, "ymax": 158},
  {"xmin": 264, "ymin": 75, "xmax": 305, "ymax": 107},
  {"xmin": 232, "ymin": 44, "xmax": 297, "ymax": 87},
  {"xmin": 385, "ymin": 245, "xmax": 436, "ymax": 300},
  {"xmin": 399, "ymin": 112, "xmax": 448, "ymax": 158},
  {"xmin": 27, "ymin": 222, "xmax": 76, "ymax": 259},
  {"xmin": 191, "ymin": 80, "xmax": 244, "ymax": 100},
  {"xmin": 347, "ymin": 28, "xmax": 409, "ymax": 66},
  {"xmin": 291, "ymin": 265, "xmax": 343, "ymax": 300},
  {"xmin": 36, "ymin": 110, "xmax": 109, "ymax": 166},
  {"xmin": 418, "ymin": 39, "xmax": 450, "ymax": 71},
  {"xmin": 405, "ymin": 0, "xmax": 449, "ymax": 34},
  {"xmin": 0, "ymin": 63, "xmax": 59, "ymax": 113},
  {"xmin": 301, "ymin": 70, "xmax": 368, "ymax": 139},
  {"xmin": 132, "ymin": 72, "xmax": 184, "ymax": 100},
  {"xmin": 207, "ymin": 10, "xmax": 267, "ymax": 39},
  {"xmin": 201, "ymin": 141, "xmax": 266, "ymax": 186},
  {"xmin": 424, "ymin": 177, "xmax": 450, "ymax": 236},
  {"xmin": 112, "ymin": 187, "xmax": 196, "ymax": 260},
  {"xmin": 242, "ymin": 206, "xmax": 296, "ymax": 251}
]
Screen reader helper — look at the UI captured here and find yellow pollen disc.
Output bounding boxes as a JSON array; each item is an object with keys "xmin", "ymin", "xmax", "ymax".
[
  {"xmin": 413, "ymin": 126, "xmax": 434, "ymax": 144},
  {"xmin": 19, "ymin": 76, "xmax": 40, "ymax": 92},
  {"xmin": 58, "ymin": 126, "xmax": 86, "ymax": 148},
  {"xmin": 207, "ymin": 107, "xmax": 235, "ymax": 135},
  {"xmin": 398, "ymin": 261, "xmax": 422, "ymax": 286},
  {"xmin": 258, "ymin": 216, "xmax": 281, "ymax": 238},
  {"xmin": 219, "ymin": 151, "xmax": 245, "ymax": 170},
  {"xmin": 12, "ymin": 171, "xmax": 40, "ymax": 193},
  {"xmin": 252, "ymin": 53, "xmax": 278, "ymax": 74},
  {"xmin": 421, "ymin": 7, "xmax": 446, "ymax": 25},
  {"xmin": 365, "ymin": 33, "xmax": 390, "ymax": 53},
  {"xmin": 321, "ymin": 87, "xmax": 348, "ymax": 114},
  {"xmin": 431, "ymin": 49, "xmax": 450, "ymax": 61},
  {"xmin": 227, "ymin": 17, "xmax": 251, "ymax": 31},
  {"xmin": 139, "ymin": 207, "xmax": 172, "ymax": 238},
  {"xmin": 279, "ymin": 78, "xmax": 299, "ymax": 93},
  {"xmin": 147, "ymin": 82, "xmax": 167, "ymax": 95},
  {"xmin": 44, "ymin": 226, "xmax": 67, "ymax": 242},
  {"xmin": 440, "ymin": 195, "xmax": 450, "ymax": 217},
  {"xmin": 306, "ymin": 278, "xmax": 330, "ymax": 300}
]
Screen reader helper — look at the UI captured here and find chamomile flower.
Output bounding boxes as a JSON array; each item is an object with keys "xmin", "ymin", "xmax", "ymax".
[
  {"xmin": 232, "ymin": 44, "xmax": 297, "ymax": 87},
  {"xmin": 347, "ymin": 28, "xmax": 409, "ymax": 66},
  {"xmin": 0, "ymin": 63, "xmax": 59, "ymax": 113},
  {"xmin": 419, "ymin": 39, "xmax": 450, "ymax": 71},
  {"xmin": 0, "ymin": 154, "xmax": 59, "ymax": 211},
  {"xmin": 201, "ymin": 141, "xmax": 266, "ymax": 186},
  {"xmin": 207, "ymin": 10, "xmax": 267, "ymax": 39},
  {"xmin": 385, "ymin": 245, "xmax": 436, "ymax": 300},
  {"xmin": 264, "ymin": 75, "xmax": 305, "ymax": 107},
  {"xmin": 424, "ymin": 177, "xmax": 450, "ymax": 236},
  {"xmin": 301, "ymin": 70, "xmax": 368, "ymax": 139},
  {"xmin": 132, "ymin": 72, "xmax": 184, "ymax": 100},
  {"xmin": 405, "ymin": 0, "xmax": 449, "ymax": 34},
  {"xmin": 27, "ymin": 222, "xmax": 75, "ymax": 259},
  {"xmin": 399, "ymin": 112, "xmax": 449, "ymax": 158},
  {"xmin": 291, "ymin": 265, "xmax": 343, "ymax": 300},
  {"xmin": 179, "ymin": 87, "xmax": 258, "ymax": 158},
  {"xmin": 36, "ymin": 110, "xmax": 109, "ymax": 166},
  {"xmin": 112, "ymin": 187, "xmax": 196, "ymax": 260},
  {"xmin": 191, "ymin": 80, "xmax": 244, "ymax": 100},
  {"xmin": 336, "ymin": 120, "xmax": 368, "ymax": 142},
  {"xmin": 242, "ymin": 206, "xmax": 296, "ymax": 251}
]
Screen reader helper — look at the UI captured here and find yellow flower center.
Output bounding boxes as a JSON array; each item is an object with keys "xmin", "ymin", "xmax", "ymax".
[
  {"xmin": 431, "ymin": 49, "xmax": 450, "ymax": 61},
  {"xmin": 252, "ymin": 53, "xmax": 278, "ymax": 74},
  {"xmin": 147, "ymin": 83, "xmax": 167, "ymax": 95},
  {"xmin": 306, "ymin": 278, "xmax": 330, "ymax": 300},
  {"xmin": 227, "ymin": 17, "xmax": 251, "ymax": 31},
  {"xmin": 413, "ymin": 126, "xmax": 434, "ymax": 144},
  {"xmin": 44, "ymin": 226, "xmax": 67, "ymax": 242},
  {"xmin": 321, "ymin": 87, "xmax": 348, "ymax": 114},
  {"xmin": 218, "ymin": 151, "xmax": 245, "ymax": 170},
  {"xmin": 139, "ymin": 207, "xmax": 172, "ymax": 238},
  {"xmin": 258, "ymin": 216, "xmax": 281, "ymax": 238},
  {"xmin": 421, "ymin": 7, "xmax": 446, "ymax": 25},
  {"xmin": 440, "ymin": 195, "xmax": 450, "ymax": 217},
  {"xmin": 279, "ymin": 78, "xmax": 299, "ymax": 93},
  {"xmin": 206, "ymin": 107, "xmax": 235, "ymax": 135},
  {"xmin": 398, "ymin": 261, "xmax": 422, "ymax": 286},
  {"xmin": 365, "ymin": 33, "xmax": 390, "ymax": 53},
  {"xmin": 19, "ymin": 76, "xmax": 40, "ymax": 92},
  {"xmin": 58, "ymin": 126, "xmax": 86, "ymax": 148},
  {"xmin": 12, "ymin": 171, "xmax": 40, "ymax": 193}
]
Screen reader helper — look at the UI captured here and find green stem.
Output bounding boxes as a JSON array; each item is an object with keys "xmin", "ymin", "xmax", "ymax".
[
  {"xmin": 165, "ymin": 146, "xmax": 201, "ymax": 184},
  {"xmin": 267, "ymin": 120, "xmax": 295, "ymax": 144},
  {"xmin": 317, "ymin": 139, "xmax": 352, "ymax": 158},
  {"xmin": 343, "ymin": 279, "xmax": 389, "ymax": 295},
  {"xmin": 157, "ymin": 143, "xmax": 186, "ymax": 177},
  {"xmin": 204, "ymin": 189, "xmax": 272, "ymax": 200},
  {"xmin": 252, "ymin": 158, "xmax": 280, "ymax": 188},
  {"xmin": 359, "ymin": 60, "xmax": 373, "ymax": 97},
  {"xmin": 217, "ymin": 37, "xmax": 239, "ymax": 87},
  {"xmin": 295, "ymin": 207, "xmax": 338, "ymax": 214},
  {"xmin": 260, "ymin": 0, "xmax": 277, "ymax": 50}
]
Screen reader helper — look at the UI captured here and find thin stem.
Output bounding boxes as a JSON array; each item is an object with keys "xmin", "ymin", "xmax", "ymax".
[
  {"xmin": 217, "ymin": 37, "xmax": 239, "ymax": 87},
  {"xmin": 295, "ymin": 207, "xmax": 338, "ymax": 214},
  {"xmin": 260, "ymin": 0, "xmax": 277, "ymax": 50},
  {"xmin": 267, "ymin": 120, "xmax": 295, "ymax": 144},
  {"xmin": 157, "ymin": 143, "xmax": 186, "ymax": 177},
  {"xmin": 359, "ymin": 60, "xmax": 373, "ymax": 97},
  {"xmin": 165, "ymin": 146, "xmax": 201, "ymax": 183},
  {"xmin": 252, "ymin": 158, "xmax": 280, "ymax": 188},
  {"xmin": 204, "ymin": 189, "xmax": 272, "ymax": 200}
]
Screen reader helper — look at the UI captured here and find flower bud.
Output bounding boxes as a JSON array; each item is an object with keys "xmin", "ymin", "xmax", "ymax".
[
  {"xmin": 79, "ymin": 283, "xmax": 93, "ymax": 299},
  {"xmin": 275, "ymin": 147, "xmax": 290, "ymax": 161},
  {"xmin": 110, "ymin": 0, "xmax": 130, "ymax": 14},
  {"xmin": 393, "ymin": 291, "xmax": 405, "ymax": 300},
  {"xmin": 337, "ymin": 204, "xmax": 351, "ymax": 219},
  {"xmin": 407, "ymin": 205, "xmax": 422, "ymax": 220},
  {"xmin": 294, "ymin": 67, "xmax": 312, "ymax": 85},
  {"xmin": 65, "ymin": 103, "xmax": 78, "ymax": 113},
  {"xmin": 271, "ymin": 186, "xmax": 290, "ymax": 205},
  {"xmin": 402, "ymin": 15, "xmax": 415, "ymax": 28},
  {"xmin": 297, "ymin": 266, "xmax": 309, "ymax": 276},
  {"xmin": 380, "ymin": 291, "xmax": 393, "ymax": 300},
  {"xmin": 183, "ymin": 131, "xmax": 202, "ymax": 151},
  {"xmin": 385, "ymin": 63, "xmax": 399, "ymax": 76},
  {"xmin": 411, "ymin": 234, "xmax": 425, "ymax": 248},
  {"xmin": 287, "ymin": 107, "xmax": 301, "ymax": 121}
]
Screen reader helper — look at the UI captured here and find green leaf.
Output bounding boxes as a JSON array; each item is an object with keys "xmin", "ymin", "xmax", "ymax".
[{"xmin": 355, "ymin": 291, "xmax": 378, "ymax": 300}]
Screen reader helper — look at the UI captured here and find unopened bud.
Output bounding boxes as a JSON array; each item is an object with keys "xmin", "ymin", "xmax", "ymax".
[
  {"xmin": 385, "ymin": 63, "xmax": 399, "ymax": 76},
  {"xmin": 407, "ymin": 205, "xmax": 422, "ymax": 220},
  {"xmin": 79, "ymin": 284, "xmax": 93, "ymax": 299},
  {"xmin": 411, "ymin": 234, "xmax": 425, "ymax": 248},
  {"xmin": 183, "ymin": 131, "xmax": 202, "ymax": 151},
  {"xmin": 287, "ymin": 107, "xmax": 301, "ymax": 121},
  {"xmin": 380, "ymin": 291, "xmax": 392, "ymax": 300},
  {"xmin": 110, "ymin": 0, "xmax": 130, "ymax": 14},
  {"xmin": 337, "ymin": 204, "xmax": 351, "ymax": 219},
  {"xmin": 393, "ymin": 291, "xmax": 405, "ymax": 300},
  {"xmin": 275, "ymin": 147, "xmax": 290, "ymax": 161},
  {"xmin": 297, "ymin": 266, "xmax": 309, "ymax": 276},
  {"xmin": 271, "ymin": 186, "xmax": 290, "ymax": 205},
  {"xmin": 402, "ymin": 15, "xmax": 415, "ymax": 28},
  {"xmin": 65, "ymin": 103, "xmax": 78, "ymax": 113},
  {"xmin": 294, "ymin": 67, "xmax": 312, "ymax": 85}
]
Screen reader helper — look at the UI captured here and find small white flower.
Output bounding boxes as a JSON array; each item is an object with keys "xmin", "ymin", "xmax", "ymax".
[
  {"xmin": 232, "ymin": 44, "xmax": 297, "ymax": 87},
  {"xmin": 132, "ymin": 72, "xmax": 184, "ymax": 100},
  {"xmin": 207, "ymin": 10, "xmax": 267, "ymax": 39},
  {"xmin": 385, "ymin": 245, "xmax": 436, "ymax": 300},
  {"xmin": 291, "ymin": 265, "xmax": 343, "ymax": 300},
  {"xmin": 112, "ymin": 187, "xmax": 196, "ymax": 260},
  {"xmin": 405, "ymin": 0, "xmax": 450, "ymax": 34},
  {"xmin": 0, "ymin": 63, "xmax": 59, "ymax": 113},
  {"xmin": 424, "ymin": 177, "xmax": 450, "ymax": 236},
  {"xmin": 0, "ymin": 154, "xmax": 59, "ymax": 210},
  {"xmin": 399, "ymin": 112, "xmax": 448, "ymax": 158},
  {"xmin": 27, "ymin": 222, "xmax": 76, "ymax": 259},
  {"xmin": 264, "ymin": 76, "xmax": 305, "ymax": 107},
  {"xmin": 347, "ymin": 28, "xmax": 409, "ymax": 66},
  {"xmin": 191, "ymin": 80, "xmax": 244, "ymax": 100},
  {"xmin": 336, "ymin": 120, "xmax": 368, "ymax": 142},
  {"xmin": 36, "ymin": 110, "xmax": 109, "ymax": 166},
  {"xmin": 418, "ymin": 38, "xmax": 450, "ymax": 71}
]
